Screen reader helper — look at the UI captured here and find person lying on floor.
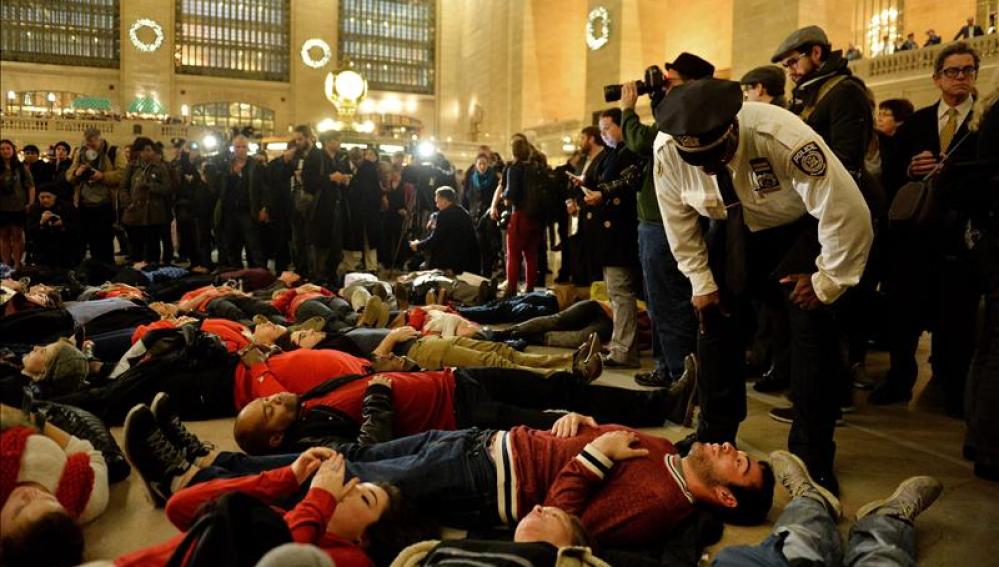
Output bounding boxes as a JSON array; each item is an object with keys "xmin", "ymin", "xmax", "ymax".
[
  {"xmin": 234, "ymin": 358, "xmax": 694, "ymax": 454},
  {"xmin": 1, "ymin": 279, "xmax": 62, "ymax": 316},
  {"xmin": 0, "ymin": 403, "xmax": 110, "ymax": 567},
  {"xmin": 490, "ymin": 299, "xmax": 620, "ymax": 349},
  {"xmin": 159, "ymin": 283, "xmax": 288, "ymax": 326},
  {"xmin": 116, "ymin": 435, "xmax": 429, "ymax": 567},
  {"xmin": 3, "ymin": 338, "xmax": 96, "ymax": 400},
  {"xmin": 256, "ymin": 323, "xmax": 603, "ymax": 381},
  {"xmin": 128, "ymin": 407, "xmax": 774, "ymax": 550},
  {"xmin": 389, "ymin": 304, "xmax": 486, "ymax": 338}
]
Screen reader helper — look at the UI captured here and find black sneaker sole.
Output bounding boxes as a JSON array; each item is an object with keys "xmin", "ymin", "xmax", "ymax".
[{"xmin": 123, "ymin": 404, "xmax": 170, "ymax": 508}]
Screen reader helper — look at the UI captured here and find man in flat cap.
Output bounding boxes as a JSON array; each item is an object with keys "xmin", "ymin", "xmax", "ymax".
[
  {"xmin": 739, "ymin": 65, "xmax": 787, "ymax": 109},
  {"xmin": 617, "ymin": 52, "xmax": 713, "ymax": 388},
  {"xmin": 652, "ymin": 78, "xmax": 873, "ymax": 494},
  {"xmin": 66, "ymin": 126, "xmax": 127, "ymax": 264},
  {"xmin": 771, "ymin": 26, "xmax": 881, "ymax": 409}
]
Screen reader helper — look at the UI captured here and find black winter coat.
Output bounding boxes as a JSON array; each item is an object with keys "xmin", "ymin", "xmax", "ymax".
[
  {"xmin": 302, "ymin": 148, "xmax": 350, "ymax": 248},
  {"xmin": 415, "ymin": 204, "xmax": 480, "ymax": 274},
  {"xmin": 279, "ymin": 376, "xmax": 393, "ymax": 453},
  {"xmin": 344, "ymin": 160, "xmax": 383, "ymax": 251}
]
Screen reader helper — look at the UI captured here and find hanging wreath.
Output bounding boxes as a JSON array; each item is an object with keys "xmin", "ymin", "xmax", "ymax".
[
  {"xmin": 586, "ymin": 7, "xmax": 610, "ymax": 51},
  {"xmin": 129, "ymin": 18, "xmax": 164, "ymax": 53},
  {"xmin": 301, "ymin": 38, "xmax": 332, "ymax": 69}
]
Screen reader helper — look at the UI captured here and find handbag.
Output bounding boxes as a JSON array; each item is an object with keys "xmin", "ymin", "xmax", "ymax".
[{"xmin": 888, "ymin": 130, "xmax": 973, "ymax": 230}]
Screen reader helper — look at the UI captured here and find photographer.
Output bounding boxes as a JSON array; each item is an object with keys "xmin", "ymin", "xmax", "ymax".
[
  {"xmin": 618, "ymin": 53, "xmax": 710, "ymax": 385},
  {"xmin": 119, "ymin": 137, "xmax": 174, "ymax": 265},
  {"xmin": 66, "ymin": 127, "xmax": 126, "ymax": 264},
  {"xmin": 26, "ymin": 185, "xmax": 79, "ymax": 269},
  {"xmin": 214, "ymin": 135, "xmax": 270, "ymax": 269}
]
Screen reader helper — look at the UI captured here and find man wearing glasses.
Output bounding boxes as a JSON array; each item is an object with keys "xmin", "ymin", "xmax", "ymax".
[
  {"xmin": 769, "ymin": 26, "xmax": 879, "ymax": 419},
  {"xmin": 872, "ymin": 43, "xmax": 983, "ymax": 417}
]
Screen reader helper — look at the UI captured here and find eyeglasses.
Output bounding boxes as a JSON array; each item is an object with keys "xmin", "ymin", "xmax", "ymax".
[
  {"xmin": 780, "ymin": 55, "xmax": 801, "ymax": 69},
  {"xmin": 939, "ymin": 66, "xmax": 978, "ymax": 79}
]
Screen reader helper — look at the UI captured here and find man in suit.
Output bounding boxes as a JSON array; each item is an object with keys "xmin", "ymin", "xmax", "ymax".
[
  {"xmin": 410, "ymin": 186, "xmax": 479, "ymax": 275},
  {"xmin": 953, "ymin": 17, "xmax": 984, "ymax": 40},
  {"xmin": 873, "ymin": 43, "xmax": 982, "ymax": 417}
]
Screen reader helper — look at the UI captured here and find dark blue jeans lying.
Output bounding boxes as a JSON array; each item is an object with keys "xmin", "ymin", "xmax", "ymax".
[{"xmin": 459, "ymin": 291, "xmax": 559, "ymax": 324}]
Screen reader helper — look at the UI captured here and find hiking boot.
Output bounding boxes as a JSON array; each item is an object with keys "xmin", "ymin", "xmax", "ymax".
[
  {"xmin": 124, "ymin": 404, "xmax": 190, "ymax": 507},
  {"xmin": 769, "ymin": 450, "xmax": 842, "ymax": 519},
  {"xmin": 665, "ymin": 355, "xmax": 697, "ymax": 427},
  {"xmin": 150, "ymin": 392, "xmax": 213, "ymax": 461},
  {"xmin": 855, "ymin": 476, "xmax": 942, "ymax": 523},
  {"xmin": 358, "ymin": 296, "xmax": 384, "ymax": 327}
]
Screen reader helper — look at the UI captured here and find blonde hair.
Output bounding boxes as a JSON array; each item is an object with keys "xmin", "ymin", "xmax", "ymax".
[{"xmin": 970, "ymin": 72, "xmax": 999, "ymax": 132}]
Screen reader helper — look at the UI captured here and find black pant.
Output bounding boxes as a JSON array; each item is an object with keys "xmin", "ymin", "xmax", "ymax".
[
  {"xmin": 452, "ymin": 367, "xmax": 678, "ymax": 430},
  {"xmin": 700, "ymin": 217, "xmax": 843, "ymax": 475},
  {"xmin": 126, "ymin": 224, "xmax": 164, "ymax": 264},
  {"xmin": 193, "ymin": 214, "xmax": 215, "ymax": 268},
  {"xmin": 176, "ymin": 210, "xmax": 196, "ymax": 262},
  {"xmin": 885, "ymin": 229, "xmax": 982, "ymax": 415},
  {"xmin": 159, "ymin": 222, "xmax": 174, "ymax": 263},
  {"xmin": 221, "ymin": 212, "xmax": 265, "ymax": 268},
  {"xmin": 504, "ymin": 299, "xmax": 612, "ymax": 342},
  {"xmin": 206, "ymin": 295, "xmax": 286, "ymax": 327},
  {"xmin": 79, "ymin": 203, "xmax": 115, "ymax": 264}
]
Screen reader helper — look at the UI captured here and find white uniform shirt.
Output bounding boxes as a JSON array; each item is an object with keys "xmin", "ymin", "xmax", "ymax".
[{"xmin": 653, "ymin": 102, "xmax": 873, "ymax": 304}]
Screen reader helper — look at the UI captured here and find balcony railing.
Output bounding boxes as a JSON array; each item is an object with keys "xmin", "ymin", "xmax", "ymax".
[{"xmin": 850, "ymin": 34, "xmax": 998, "ymax": 79}]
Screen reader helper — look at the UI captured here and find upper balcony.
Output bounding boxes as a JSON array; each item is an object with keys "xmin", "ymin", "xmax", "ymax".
[{"xmin": 849, "ymin": 34, "xmax": 998, "ymax": 106}]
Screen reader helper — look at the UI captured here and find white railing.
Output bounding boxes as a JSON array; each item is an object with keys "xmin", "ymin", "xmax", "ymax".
[{"xmin": 850, "ymin": 34, "xmax": 998, "ymax": 78}]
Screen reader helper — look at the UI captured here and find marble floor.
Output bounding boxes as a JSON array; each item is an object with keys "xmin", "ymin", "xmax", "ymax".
[{"xmin": 83, "ymin": 334, "xmax": 997, "ymax": 566}]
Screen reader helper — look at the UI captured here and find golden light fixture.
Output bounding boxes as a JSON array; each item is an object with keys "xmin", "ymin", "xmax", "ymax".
[{"xmin": 324, "ymin": 68, "xmax": 368, "ymax": 121}]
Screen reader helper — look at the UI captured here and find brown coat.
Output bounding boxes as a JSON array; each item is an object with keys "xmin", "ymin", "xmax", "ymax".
[{"xmin": 120, "ymin": 161, "xmax": 174, "ymax": 226}]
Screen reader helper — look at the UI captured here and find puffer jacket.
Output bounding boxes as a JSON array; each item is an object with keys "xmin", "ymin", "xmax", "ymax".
[{"xmin": 120, "ymin": 160, "xmax": 174, "ymax": 226}]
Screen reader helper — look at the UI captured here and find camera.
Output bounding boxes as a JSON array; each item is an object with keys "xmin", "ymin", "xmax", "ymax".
[
  {"xmin": 604, "ymin": 65, "xmax": 667, "ymax": 103},
  {"xmin": 595, "ymin": 164, "xmax": 643, "ymax": 194}
]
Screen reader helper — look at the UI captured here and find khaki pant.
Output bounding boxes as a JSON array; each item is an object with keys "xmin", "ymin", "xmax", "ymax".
[{"xmin": 407, "ymin": 336, "xmax": 573, "ymax": 377}]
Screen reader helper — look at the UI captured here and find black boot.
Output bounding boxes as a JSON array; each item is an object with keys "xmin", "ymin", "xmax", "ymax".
[
  {"xmin": 124, "ymin": 404, "xmax": 191, "ymax": 507},
  {"xmin": 150, "ymin": 392, "xmax": 213, "ymax": 461}
]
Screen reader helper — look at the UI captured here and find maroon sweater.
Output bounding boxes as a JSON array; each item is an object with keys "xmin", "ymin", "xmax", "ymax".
[{"xmin": 502, "ymin": 425, "xmax": 696, "ymax": 547}]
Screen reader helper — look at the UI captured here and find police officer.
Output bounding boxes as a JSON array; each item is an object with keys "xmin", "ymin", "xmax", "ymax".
[{"xmin": 653, "ymin": 79, "xmax": 873, "ymax": 493}]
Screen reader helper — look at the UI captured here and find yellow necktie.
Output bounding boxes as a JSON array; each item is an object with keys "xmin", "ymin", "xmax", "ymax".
[{"xmin": 940, "ymin": 107, "xmax": 958, "ymax": 153}]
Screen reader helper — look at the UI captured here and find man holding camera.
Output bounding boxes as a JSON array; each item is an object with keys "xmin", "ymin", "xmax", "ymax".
[
  {"xmin": 653, "ymin": 79, "xmax": 873, "ymax": 494},
  {"xmin": 67, "ymin": 127, "xmax": 127, "ymax": 264},
  {"xmin": 618, "ymin": 53, "xmax": 710, "ymax": 385}
]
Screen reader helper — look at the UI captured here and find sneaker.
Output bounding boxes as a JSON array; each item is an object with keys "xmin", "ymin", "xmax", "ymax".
[
  {"xmin": 585, "ymin": 332, "xmax": 601, "ymax": 362},
  {"xmin": 124, "ymin": 404, "xmax": 191, "ymax": 507},
  {"xmin": 855, "ymin": 476, "xmax": 942, "ymax": 523},
  {"xmin": 572, "ymin": 350, "xmax": 603, "ymax": 385},
  {"xmin": 635, "ymin": 369, "xmax": 671, "ymax": 388},
  {"xmin": 769, "ymin": 450, "xmax": 842, "ymax": 519},
  {"xmin": 150, "ymin": 392, "xmax": 213, "ymax": 461}
]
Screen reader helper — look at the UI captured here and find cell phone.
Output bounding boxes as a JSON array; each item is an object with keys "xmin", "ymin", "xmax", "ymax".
[{"xmin": 581, "ymin": 186, "xmax": 596, "ymax": 197}]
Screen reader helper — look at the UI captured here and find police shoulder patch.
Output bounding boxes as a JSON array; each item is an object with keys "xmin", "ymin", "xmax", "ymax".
[{"xmin": 791, "ymin": 142, "xmax": 827, "ymax": 177}]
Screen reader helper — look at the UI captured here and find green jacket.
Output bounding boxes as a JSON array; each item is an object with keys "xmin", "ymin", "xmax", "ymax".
[
  {"xmin": 621, "ymin": 108, "xmax": 661, "ymax": 223},
  {"xmin": 120, "ymin": 160, "xmax": 174, "ymax": 226}
]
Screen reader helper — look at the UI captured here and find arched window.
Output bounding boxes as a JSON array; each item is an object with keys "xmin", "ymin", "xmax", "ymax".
[
  {"xmin": 191, "ymin": 102, "xmax": 276, "ymax": 135},
  {"xmin": 0, "ymin": 0, "xmax": 120, "ymax": 67},
  {"xmin": 338, "ymin": 0, "xmax": 436, "ymax": 94},
  {"xmin": 176, "ymin": 0, "xmax": 290, "ymax": 81}
]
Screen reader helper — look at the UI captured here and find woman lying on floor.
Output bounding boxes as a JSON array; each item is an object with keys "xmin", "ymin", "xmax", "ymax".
[{"xmin": 0, "ymin": 403, "xmax": 110, "ymax": 567}]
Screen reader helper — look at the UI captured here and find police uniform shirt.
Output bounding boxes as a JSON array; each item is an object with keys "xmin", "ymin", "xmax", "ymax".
[{"xmin": 652, "ymin": 101, "xmax": 873, "ymax": 304}]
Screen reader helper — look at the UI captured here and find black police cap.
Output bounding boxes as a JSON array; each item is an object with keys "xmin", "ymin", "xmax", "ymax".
[{"xmin": 654, "ymin": 78, "xmax": 743, "ymax": 152}]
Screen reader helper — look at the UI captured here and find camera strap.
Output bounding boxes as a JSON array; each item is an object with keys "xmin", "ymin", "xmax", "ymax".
[{"xmin": 800, "ymin": 75, "xmax": 847, "ymax": 122}]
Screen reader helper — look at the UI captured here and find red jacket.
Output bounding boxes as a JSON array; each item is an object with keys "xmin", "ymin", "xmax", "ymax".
[
  {"xmin": 505, "ymin": 425, "xmax": 695, "ymax": 547},
  {"xmin": 131, "ymin": 319, "xmax": 251, "ymax": 353},
  {"xmin": 300, "ymin": 369, "xmax": 457, "ymax": 438},
  {"xmin": 114, "ymin": 466, "xmax": 372, "ymax": 567},
  {"xmin": 232, "ymin": 349, "xmax": 371, "ymax": 409},
  {"xmin": 271, "ymin": 287, "xmax": 334, "ymax": 321}
]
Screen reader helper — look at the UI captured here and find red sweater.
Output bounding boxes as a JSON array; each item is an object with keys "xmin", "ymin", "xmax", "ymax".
[
  {"xmin": 131, "ymin": 319, "xmax": 251, "ymax": 353},
  {"xmin": 232, "ymin": 349, "xmax": 371, "ymax": 409},
  {"xmin": 179, "ymin": 285, "xmax": 223, "ymax": 313},
  {"xmin": 114, "ymin": 466, "xmax": 372, "ymax": 567},
  {"xmin": 302, "ymin": 369, "xmax": 457, "ymax": 437},
  {"xmin": 271, "ymin": 287, "xmax": 334, "ymax": 321},
  {"xmin": 504, "ymin": 425, "xmax": 695, "ymax": 547}
]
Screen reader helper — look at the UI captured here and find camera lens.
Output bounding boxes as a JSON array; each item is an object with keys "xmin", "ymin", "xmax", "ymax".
[{"xmin": 603, "ymin": 84, "xmax": 623, "ymax": 103}]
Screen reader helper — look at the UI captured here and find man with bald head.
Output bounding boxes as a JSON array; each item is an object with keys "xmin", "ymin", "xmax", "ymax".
[{"xmin": 216, "ymin": 134, "xmax": 270, "ymax": 268}]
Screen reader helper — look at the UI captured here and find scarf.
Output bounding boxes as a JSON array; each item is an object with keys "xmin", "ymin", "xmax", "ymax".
[{"xmin": 0, "ymin": 426, "xmax": 95, "ymax": 520}]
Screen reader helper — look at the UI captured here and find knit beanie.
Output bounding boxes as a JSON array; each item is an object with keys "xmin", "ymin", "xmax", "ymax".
[
  {"xmin": 39, "ymin": 339, "xmax": 88, "ymax": 396},
  {"xmin": 255, "ymin": 543, "xmax": 334, "ymax": 567}
]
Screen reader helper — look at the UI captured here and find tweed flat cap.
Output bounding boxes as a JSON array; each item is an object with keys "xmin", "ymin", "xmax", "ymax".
[{"xmin": 771, "ymin": 25, "xmax": 830, "ymax": 62}]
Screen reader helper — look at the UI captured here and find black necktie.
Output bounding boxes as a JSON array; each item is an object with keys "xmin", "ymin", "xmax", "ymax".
[{"xmin": 715, "ymin": 167, "xmax": 747, "ymax": 295}]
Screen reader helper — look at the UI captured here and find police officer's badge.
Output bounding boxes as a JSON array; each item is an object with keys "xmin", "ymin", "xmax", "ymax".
[
  {"xmin": 791, "ymin": 142, "xmax": 827, "ymax": 177},
  {"xmin": 749, "ymin": 158, "xmax": 781, "ymax": 194}
]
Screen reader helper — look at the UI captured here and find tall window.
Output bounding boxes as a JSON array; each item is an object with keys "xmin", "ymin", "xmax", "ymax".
[
  {"xmin": 0, "ymin": 0, "xmax": 119, "ymax": 68},
  {"xmin": 854, "ymin": 0, "xmax": 905, "ymax": 57},
  {"xmin": 338, "ymin": 0, "xmax": 436, "ymax": 94},
  {"xmin": 176, "ymin": 0, "xmax": 290, "ymax": 82},
  {"xmin": 191, "ymin": 101, "xmax": 276, "ymax": 135}
]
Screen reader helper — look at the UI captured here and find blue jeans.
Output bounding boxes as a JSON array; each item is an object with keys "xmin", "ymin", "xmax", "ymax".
[
  {"xmin": 712, "ymin": 497, "xmax": 916, "ymax": 567},
  {"xmin": 191, "ymin": 452, "xmax": 298, "ymax": 485},
  {"xmin": 338, "ymin": 429, "xmax": 499, "ymax": 529},
  {"xmin": 638, "ymin": 221, "xmax": 697, "ymax": 378},
  {"xmin": 459, "ymin": 291, "xmax": 559, "ymax": 324}
]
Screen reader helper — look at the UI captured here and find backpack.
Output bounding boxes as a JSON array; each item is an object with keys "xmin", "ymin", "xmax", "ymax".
[
  {"xmin": 165, "ymin": 492, "xmax": 292, "ymax": 567},
  {"xmin": 521, "ymin": 163, "xmax": 559, "ymax": 223}
]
